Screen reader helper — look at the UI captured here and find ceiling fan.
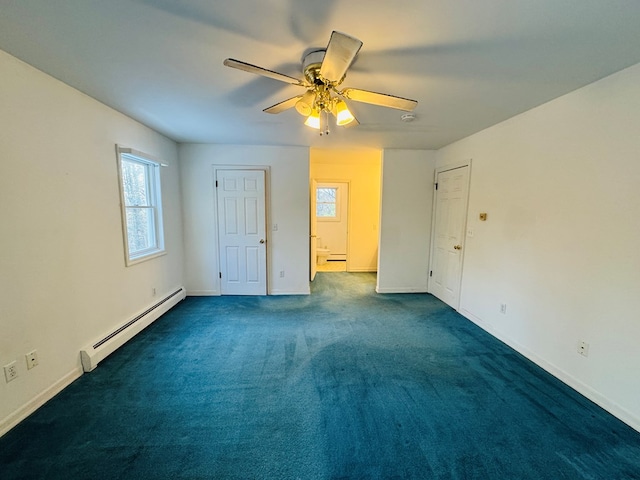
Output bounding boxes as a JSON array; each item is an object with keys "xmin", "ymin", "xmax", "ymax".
[{"xmin": 223, "ymin": 31, "xmax": 418, "ymax": 135}]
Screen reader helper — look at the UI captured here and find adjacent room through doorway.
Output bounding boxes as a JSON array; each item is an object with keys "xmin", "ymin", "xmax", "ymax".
[
  {"xmin": 309, "ymin": 148, "xmax": 382, "ymax": 280},
  {"xmin": 315, "ymin": 181, "xmax": 348, "ymax": 271}
]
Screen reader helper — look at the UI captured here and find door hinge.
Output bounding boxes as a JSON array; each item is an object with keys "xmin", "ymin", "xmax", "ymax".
[
  {"xmin": 429, "ymin": 270, "xmax": 433, "ymax": 277},
  {"xmin": 219, "ymin": 272, "xmax": 222, "ymax": 279},
  {"xmin": 435, "ymin": 182, "xmax": 438, "ymax": 190},
  {"xmin": 215, "ymin": 180, "xmax": 218, "ymax": 188}
]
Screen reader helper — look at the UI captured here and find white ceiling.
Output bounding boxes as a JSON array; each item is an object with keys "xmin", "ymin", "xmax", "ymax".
[{"xmin": 2, "ymin": 0, "xmax": 640, "ymax": 150}]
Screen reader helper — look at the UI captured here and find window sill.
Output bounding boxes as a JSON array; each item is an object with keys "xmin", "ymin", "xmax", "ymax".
[{"xmin": 125, "ymin": 249, "xmax": 167, "ymax": 267}]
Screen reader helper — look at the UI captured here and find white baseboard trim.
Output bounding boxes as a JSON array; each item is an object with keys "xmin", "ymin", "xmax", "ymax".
[
  {"xmin": 0, "ymin": 367, "xmax": 83, "ymax": 438},
  {"xmin": 188, "ymin": 289, "xmax": 311, "ymax": 296},
  {"xmin": 185, "ymin": 290, "xmax": 220, "ymax": 296},
  {"xmin": 269, "ymin": 289, "xmax": 310, "ymax": 295},
  {"xmin": 376, "ymin": 286, "xmax": 428, "ymax": 294},
  {"xmin": 459, "ymin": 308, "xmax": 640, "ymax": 433},
  {"xmin": 188, "ymin": 288, "xmax": 312, "ymax": 296}
]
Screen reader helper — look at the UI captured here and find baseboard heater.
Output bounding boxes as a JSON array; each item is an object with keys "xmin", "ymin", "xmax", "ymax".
[{"xmin": 80, "ymin": 287, "xmax": 186, "ymax": 372}]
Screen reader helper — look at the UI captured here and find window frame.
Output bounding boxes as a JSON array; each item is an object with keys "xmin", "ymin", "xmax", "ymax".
[
  {"xmin": 116, "ymin": 146, "xmax": 166, "ymax": 266},
  {"xmin": 316, "ymin": 186, "xmax": 341, "ymax": 222}
]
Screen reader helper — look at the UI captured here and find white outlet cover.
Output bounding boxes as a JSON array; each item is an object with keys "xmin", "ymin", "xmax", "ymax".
[
  {"xmin": 4, "ymin": 361, "xmax": 18, "ymax": 382},
  {"xmin": 578, "ymin": 342, "xmax": 590, "ymax": 357},
  {"xmin": 26, "ymin": 350, "xmax": 39, "ymax": 369}
]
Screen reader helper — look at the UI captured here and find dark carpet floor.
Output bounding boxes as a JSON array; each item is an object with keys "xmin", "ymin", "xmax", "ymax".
[{"xmin": 1, "ymin": 272, "xmax": 639, "ymax": 479}]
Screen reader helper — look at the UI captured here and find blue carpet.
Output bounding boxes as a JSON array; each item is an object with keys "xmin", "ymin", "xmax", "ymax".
[{"xmin": 1, "ymin": 272, "xmax": 639, "ymax": 479}]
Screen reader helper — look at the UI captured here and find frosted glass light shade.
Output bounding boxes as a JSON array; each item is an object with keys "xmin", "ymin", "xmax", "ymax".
[
  {"xmin": 335, "ymin": 100, "xmax": 355, "ymax": 126},
  {"xmin": 304, "ymin": 110, "xmax": 321, "ymax": 129}
]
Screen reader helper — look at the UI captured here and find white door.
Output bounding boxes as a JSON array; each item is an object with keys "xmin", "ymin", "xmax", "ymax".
[
  {"xmin": 316, "ymin": 182, "xmax": 348, "ymax": 260},
  {"xmin": 216, "ymin": 169, "xmax": 267, "ymax": 295},
  {"xmin": 310, "ymin": 179, "xmax": 318, "ymax": 281},
  {"xmin": 429, "ymin": 165, "xmax": 470, "ymax": 309}
]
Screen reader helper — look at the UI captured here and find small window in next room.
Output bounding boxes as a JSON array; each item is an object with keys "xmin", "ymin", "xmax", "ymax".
[
  {"xmin": 116, "ymin": 146, "xmax": 165, "ymax": 266},
  {"xmin": 316, "ymin": 187, "xmax": 340, "ymax": 221}
]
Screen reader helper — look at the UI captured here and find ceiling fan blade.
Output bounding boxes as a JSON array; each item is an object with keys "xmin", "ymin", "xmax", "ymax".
[
  {"xmin": 319, "ymin": 31, "xmax": 363, "ymax": 83},
  {"xmin": 342, "ymin": 88, "xmax": 418, "ymax": 111},
  {"xmin": 224, "ymin": 58, "xmax": 303, "ymax": 85},
  {"xmin": 263, "ymin": 95, "xmax": 303, "ymax": 114}
]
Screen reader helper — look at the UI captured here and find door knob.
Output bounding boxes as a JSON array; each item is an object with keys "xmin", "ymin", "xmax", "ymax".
[
  {"xmin": 454, "ymin": 244, "xmax": 462, "ymax": 250},
  {"xmin": 259, "ymin": 239, "xmax": 265, "ymax": 244}
]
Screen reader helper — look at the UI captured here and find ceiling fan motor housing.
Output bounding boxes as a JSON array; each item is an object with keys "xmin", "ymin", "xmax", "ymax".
[
  {"xmin": 299, "ymin": 49, "xmax": 336, "ymax": 115},
  {"xmin": 302, "ymin": 50, "xmax": 326, "ymax": 85}
]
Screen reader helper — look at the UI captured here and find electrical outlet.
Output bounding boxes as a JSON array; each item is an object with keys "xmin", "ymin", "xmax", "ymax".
[
  {"xmin": 279, "ymin": 270, "xmax": 285, "ymax": 278},
  {"xmin": 152, "ymin": 287, "xmax": 157, "ymax": 297},
  {"xmin": 4, "ymin": 361, "xmax": 18, "ymax": 382},
  {"xmin": 26, "ymin": 350, "xmax": 39, "ymax": 370},
  {"xmin": 578, "ymin": 341, "xmax": 589, "ymax": 357},
  {"xmin": 500, "ymin": 303, "xmax": 507, "ymax": 314}
]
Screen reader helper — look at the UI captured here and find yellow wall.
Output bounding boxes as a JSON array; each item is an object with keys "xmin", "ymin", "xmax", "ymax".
[{"xmin": 310, "ymin": 148, "xmax": 381, "ymax": 272}]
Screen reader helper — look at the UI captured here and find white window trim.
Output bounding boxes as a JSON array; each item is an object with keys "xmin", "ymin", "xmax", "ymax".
[
  {"xmin": 116, "ymin": 145, "xmax": 166, "ymax": 266},
  {"xmin": 316, "ymin": 185, "xmax": 341, "ymax": 222}
]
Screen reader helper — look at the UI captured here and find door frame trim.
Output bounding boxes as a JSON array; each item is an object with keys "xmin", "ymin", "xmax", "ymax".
[
  {"xmin": 312, "ymin": 178, "xmax": 351, "ymax": 270},
  {"xmin": 213, "ymin": 165, "xmax": 271, "ymax": 295},
  {"xmin": 427, "ymin": 159, "xmax": 472, "ymax": 310}
]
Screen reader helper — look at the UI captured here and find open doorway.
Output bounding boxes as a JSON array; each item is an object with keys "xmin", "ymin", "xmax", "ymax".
[
  {"xmin": 315, "ymin": 182, "xmax": 349, "ymax": 272},
  {"xmin": 309, "ymin": 148, "xmax": 381, "ymax": 280}
]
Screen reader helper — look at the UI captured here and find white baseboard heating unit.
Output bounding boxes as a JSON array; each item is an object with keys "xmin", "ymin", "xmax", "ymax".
[{"xmin": 80, "ymin": 287, "xmax": 186, "ymax": 372}]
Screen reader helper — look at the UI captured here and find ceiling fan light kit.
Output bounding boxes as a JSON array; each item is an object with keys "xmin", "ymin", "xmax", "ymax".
[
  {"xmin": 224, "ymin": 31, "xmax": 418, "ymax": 136},
  {"xmin": 304, "ymin": 110, "xmax": 321, "ymax": 129},
  {"xmin": 335, "ymin": 100, "xmax": 355, "ymax": 126},
  {"xmin": 294, "ymin": 89, "xmax": 316, "ymax": 116}
]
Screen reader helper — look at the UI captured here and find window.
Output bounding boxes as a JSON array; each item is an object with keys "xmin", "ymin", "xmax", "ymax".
[
  {"xmin": 116, "ymin": 146, "xmax": 165, "ymax": 265},
  {"xmin": 316, "ymin": 186, "xmax": 340, "ymax": 221}
]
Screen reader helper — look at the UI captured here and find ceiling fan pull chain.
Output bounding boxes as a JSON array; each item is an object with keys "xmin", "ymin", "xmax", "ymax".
[{"xmin": 320, "ymin": 110, "xmax": 330, "ymax": 136}]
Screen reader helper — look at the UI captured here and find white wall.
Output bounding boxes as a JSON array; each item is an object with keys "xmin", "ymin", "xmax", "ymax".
[
  {"xmin": 310, "ymin": 148, "xmax": 381, "ymax": 272},
  {"xmin": 0, "ymin": 50, "xmax": 184, "ymax": 434},
  {"xmin": 437, "ymin": 62, "xmax": 640, "ymax": 430},
  {"xmin": 180, "ymin": 144, "xmax": 310, "ymax": 295},
  {"xmin": 377, "ymin": 150, "xmax": 437, "ymax": 293}
]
